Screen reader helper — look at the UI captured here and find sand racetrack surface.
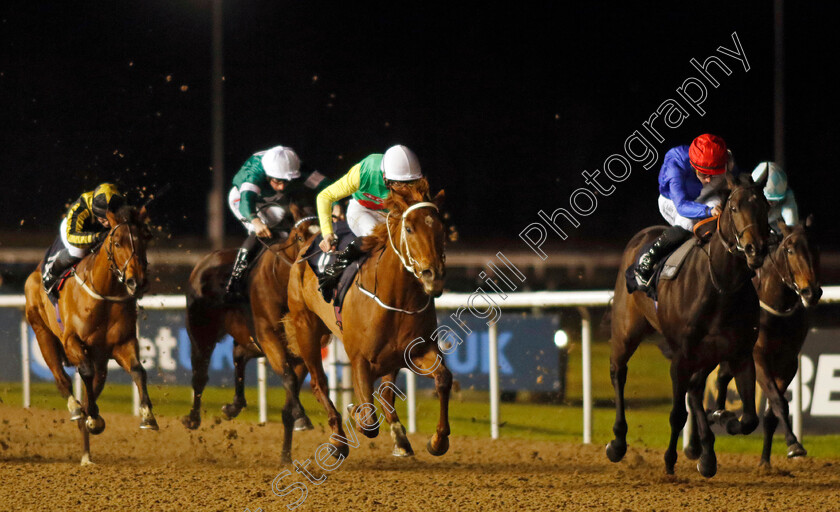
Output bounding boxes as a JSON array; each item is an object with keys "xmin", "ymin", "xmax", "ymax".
[{"xmin": 1, "ymin": 404, "xmax": 839, "ymax": 511}]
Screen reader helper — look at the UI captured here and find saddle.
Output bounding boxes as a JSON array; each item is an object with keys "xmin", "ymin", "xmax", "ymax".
[{"xmin": 301, "ymin": 221, "xmax": 369, "ymax": 327}]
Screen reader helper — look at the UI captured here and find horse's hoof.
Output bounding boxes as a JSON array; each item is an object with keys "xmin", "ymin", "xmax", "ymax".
[
  {"xmin": 426, "ymin": 435, "xmax": 449, "ymax": 457},
  {"xmin": 70, "ymin": 409, "xmax": 84, "ymax": 421},
  {"xmin": 80, "ymin": 453, "xmax": 94, "ymax": 466},
  {"xmin": 330, "ymin": 441, "xmax": 350, "ymax": 460},
  {"xmin": 281, "ymin": 451, "xmax": 293, "ymax": 465},
  {"xmin": 683, "ymin": 443, "xmax": 701, "ymax": 461},
  {"xmin": 392, "ymin": 444, "xmax": 415, "ymax": 457},
  {"xmin": 140, "ymin": 418, "xmax": 159, "ymax": 431},
  {"xmin": 221, "ymin": 403, "xmax": 243, "ymax": 420},
  {"xmin": 360, "ymin": 425, "xmax": 379, "ymax": 439},
  {"xmin": 181, "ymin": 414, "xmax": 201, "ymax": 430},
  {"xmin": 724, "ymin": 417, "xmax": 741, "ymax": 435},
  {"xmin": 605, "ymin": 440, "xmax": 627, "ymax": 463},
  {"xmin": 697, "ymin": 454, "xmax": 717, "ymax": 478},
  {"xmin": 68, "ymin": 397, "xmax": 83, "ymax": 421},
  {"xmin": 293, "ymin": 416, "xmax": 314, "ymax": 432},
  {"xmin": 708, "ymin": 409, "xmax": 736, "ymax": 427},
  {"xmin": 787, "ymin": 443, "xmax": 807, "ymax": 458},
  {"xmin": 86, "ymin": 416, "xmax": 106, "ymax": 435}
]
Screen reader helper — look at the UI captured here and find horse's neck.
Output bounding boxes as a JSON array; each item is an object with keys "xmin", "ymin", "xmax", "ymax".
[
  {"xmin": 81, "ymin": 246, "xmax": 120, "ymax": 295},
  {"xmin": 371, "ymin": 227, "xmax": 425, "ymax": 306},
  {"xmin": 708, "ymin": 214, "xmax": 753, "ymax": 289},
  {"xmin": 758, "ymin": 247, "xmax": 797, "ymax": 308}
]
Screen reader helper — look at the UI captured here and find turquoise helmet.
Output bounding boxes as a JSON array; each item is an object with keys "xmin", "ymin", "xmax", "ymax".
[{"xmin": 752, "ymin": 162, "xmax": 787, "ymax": 201}]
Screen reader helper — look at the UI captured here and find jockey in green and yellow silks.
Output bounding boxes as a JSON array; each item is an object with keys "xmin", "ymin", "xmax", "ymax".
[{"xmin": 314, "ymin": 145, "xmax": 424, "ymax": 299}]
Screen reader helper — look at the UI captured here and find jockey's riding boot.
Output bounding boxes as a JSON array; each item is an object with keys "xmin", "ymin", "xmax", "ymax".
[
  {"xmin": 42, "ymin": 249, "xmax": 80, "ymax": 301},
  {"xmin": 224, "ymin": 234, "xmax": 258, "ymax": 303},
  {"xmin": 318, "ymin": 238, "xmax": 366, "ymax": 302},
  {"xmin": 634, "ymin": 226, "xmax": 691, "ymax": 290}
]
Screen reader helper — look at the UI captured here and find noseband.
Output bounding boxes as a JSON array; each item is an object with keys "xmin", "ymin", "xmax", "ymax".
[{"xmin": 106, "ymin": 223, "xmax": 143, "ymax": 285}]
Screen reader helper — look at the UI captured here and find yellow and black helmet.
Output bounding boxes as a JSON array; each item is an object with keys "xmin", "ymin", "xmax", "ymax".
[{"xmin": 91, "ymin": 183, "xmax": 125, "ymax": 218}]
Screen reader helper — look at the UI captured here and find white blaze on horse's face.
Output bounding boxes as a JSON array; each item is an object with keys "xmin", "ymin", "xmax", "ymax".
[
  {"xmin": 401, "ymin": 204, "xmax": 446, "ymax": 297},
  {"xmin": 109, "ymin": 221, "xmax": 149, "ymax": 298}
]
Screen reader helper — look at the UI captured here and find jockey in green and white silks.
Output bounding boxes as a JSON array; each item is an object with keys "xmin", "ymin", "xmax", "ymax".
[
  {"xmin": 751, "ymin": 162, "xmax": 799, "ymax": 234},
  {"xmin": 314, "ymin": 145, "xmax": 424, "ymax": 300},
  {"xmin": 224, "ymin": 146, "xmax": 303, "ymax": 300}
]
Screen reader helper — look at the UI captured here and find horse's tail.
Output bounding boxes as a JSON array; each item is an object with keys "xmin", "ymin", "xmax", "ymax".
[{"xmin": 598, "ymin": 298, "xmax": 613, "ymax": 338}]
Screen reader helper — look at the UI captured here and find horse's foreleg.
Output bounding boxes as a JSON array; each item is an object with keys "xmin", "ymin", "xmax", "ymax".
[
  {"xmin": 687, "ymin": 367, "xmax": 717, "ymax": 478},
  {"xmin": 377, "ymin": 371, "xmax": 413, "ymax": 457},
  {"xmin": 714, "ymin": 363, "xmax": 734, "ymax": 412},
  {"xmin": 348, "ymin": 357, "xmax": 380, "ymax": 439},
  {"xmin": 757, "ymin": 363, "xmax": 806, "ymax": 459},
  {"xmin": 65, "ymin": 337, "xmax": 105, "ymax": 435},
  {"xmin": 182, "ymin": 338, "xmax": 212, "ymax": 430},
  {"xmin": 606, "ymin": 362, "xmax": 629, "ymax": 463},
  {"xmin": 222, "ymin": 343, "xmax": 254, "ymax": 419},
  {"xmin": 113, "ymin": 340, "xmax": 158, "ymax": 431},
  {"xmin": 412, "ymin": 348, "xmax": 451, "ymax": 457},
  {"xmin": 760, "ymin": 406, "xmax": 779, "ymax": 467},
  {"xmin": 664, "ymin": 356, "xmax": 689, "ymax": 475},
  {"xmin": 77, "ymin": 393, "xmax": 92, "ymax": 466},
  {"xmin": 290, "ymin": 359, "xmax": 313, "ymax": 431},
  {"xmin": 730, "ymin": 356, "xmax": 759, "ymax": 436}
]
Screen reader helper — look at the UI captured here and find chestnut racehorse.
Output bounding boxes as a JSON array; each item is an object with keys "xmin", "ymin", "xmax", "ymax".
[
  {"xmin": 607, "ymin": 172, "xmax": 770, "ymax": 478},
  {"xmin": 701, "ymin": 217, "xmax": 822, "ymax": 467},
  {"xmin": 181, "ymin": 209, "xmax": 321, "ymax": 461},
  {"xmin": 285, "ymin": 179, "xmax": 449, "ymax": 460},
  {"xmin": 24, "ymin": 205, "xmax": 155, "ymax": 465}
]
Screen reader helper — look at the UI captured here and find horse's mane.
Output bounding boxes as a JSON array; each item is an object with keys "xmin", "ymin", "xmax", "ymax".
[
  {"xmin": 113, "ymin": 204, "xmax": 140, "ymax": 224},
  {"xmin": 360, "ymin": 178, "xmax": 432, "ymax": 252}
]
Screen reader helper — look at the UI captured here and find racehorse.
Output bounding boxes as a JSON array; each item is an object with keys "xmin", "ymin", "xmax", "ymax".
[
  {"xmin": 697, "ymin": 217, "xmax": 822, "ymax": 467},
  {"xmin": 181, "ymin": 206, "xmax": 321, "ymax": 461},
  {"xmin": 24, "ymin": 205, "xmax": 155, "ymax": 465},
  {"xmin": 285, "ymin": 179, "xmax": 449, "ymax": 460},
  {"xmin": 607, "ymin": 171, "xmax": 770, "ymax": 477}
]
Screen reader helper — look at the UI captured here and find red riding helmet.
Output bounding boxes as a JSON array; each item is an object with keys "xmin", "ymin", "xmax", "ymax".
[{"xmin": 689, "ymin": 134, "xmax": 727, "ymax": 175}]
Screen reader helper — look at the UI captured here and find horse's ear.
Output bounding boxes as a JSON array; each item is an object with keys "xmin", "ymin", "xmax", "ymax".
[
  {"xmin": 288, "ymin": 202, "xmax": 303, "ymax": 222},
  {"xmin": 777, "ymin": 220, "xmax": 792, "ymax": 237},
  {"xmin": 139, "ymin": 206, "xmax": 149, "ymax": 223},
  {"xmin": 804, "ymin": 214, "xmax": 815, "ymax": 229},
  {"xmin": 724, "ymin": 171, "xmax": 738, "ymax": 190},
  {"xmin": 433, "ymin": 189, "xmax": 445, "ymax": 208}
]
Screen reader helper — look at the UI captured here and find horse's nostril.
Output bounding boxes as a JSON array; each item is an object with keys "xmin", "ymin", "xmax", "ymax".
[
  {"xmin": 126, "ymin": 278, "xmax": 137, "ymax": 289},
  {"xmin": 421, "ymin": 269, "xmax": 434, "ymax": 279}
]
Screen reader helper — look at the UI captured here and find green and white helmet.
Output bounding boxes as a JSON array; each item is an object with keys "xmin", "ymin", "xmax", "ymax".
[
  {"xmin": 751, "ymin": 161, "xmax": 787, "ymax": 201},
  {"xmin": 260, "ymin": 146, "xmax": 301, "ymax": 180},
  {"xmin": 381, "ymin": 145, "xmax": 423, "ymax": 181}
]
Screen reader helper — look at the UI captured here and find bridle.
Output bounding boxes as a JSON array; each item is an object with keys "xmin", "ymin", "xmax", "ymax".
[
  {"xmin": 759, "ymin": 231, "xmax": 810, "ymax": 316},
  {"xmin": 75, "ymin": 222, "xmax": 144, "ymax": 302},
  {"xmin": 386, "ymin": 201, "xmax": 442, "ymax": 278}
]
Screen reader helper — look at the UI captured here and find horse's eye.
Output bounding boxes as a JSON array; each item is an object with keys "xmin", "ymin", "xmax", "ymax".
[
  {"xmin": 786, "ymin": 247, "xmax": 794, "ymax": 255},
  {"xmin": 405, "ymin": 226, "xmax": 413, "ymax": 234},
  {"xmin": 729, "ymin": 206, "xmax": 737, "ymax": 212},
  {"xmin": 114, "ymin": 242, "xmax": 121, "ymax": 248}
]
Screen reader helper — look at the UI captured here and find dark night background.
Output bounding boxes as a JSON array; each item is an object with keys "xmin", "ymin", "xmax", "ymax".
[{"xmin": 1, "ymin": 1, "xmax": 838, "ymax": 250}]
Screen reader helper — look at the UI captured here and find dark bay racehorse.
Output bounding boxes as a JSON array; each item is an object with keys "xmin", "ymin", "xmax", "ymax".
[
  {"xmin": 608, "ymin": 172, "xmax": 770, "ymax": 477},
  {"xmin": 24, "ymin": 205, "xmax": 155, "ymax": 465},
  {"xmin": 699, "ymin": 217, "xmax": 822, "ymax": 467},
  {"xmin": 285, "ymin": 179, "xmax": 449, "ymax": 460},
  {"xmin": 182, "ymin": 208, "xmax": 320, "ymax": 461}
]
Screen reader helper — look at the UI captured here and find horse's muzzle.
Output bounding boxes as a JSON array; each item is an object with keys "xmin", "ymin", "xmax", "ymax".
[
  {"xmin": 744, "ymin": 243, "xmax": 766, "ymax": 270},
  {"xmin": 420, "ymin": 268, "xmax": 446, "ymax": 298},
  {"xmin": 126, "ymin": 277, "xmax": 149, "ymax": 298},
  {"xmin": 800, "ymin": 285, "xmax": 823, "ymax": 308}
]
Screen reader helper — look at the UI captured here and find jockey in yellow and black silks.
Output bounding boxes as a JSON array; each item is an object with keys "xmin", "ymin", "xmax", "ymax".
[{"xmin": 42, "ymin": 183, "xmax": 125, "ymax": 300}]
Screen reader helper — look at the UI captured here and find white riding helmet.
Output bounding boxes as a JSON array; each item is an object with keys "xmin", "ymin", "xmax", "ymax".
[
  {"xmin": 381, "ymin": 145, "xmax": 423, "ymax": 181},
  {"xmin": 751, "ymin": 161, "xmax": 787, "ymax": 201},
  {"xmin": 261, "ymin": 146, "xmax": 301, "ymax": 180}
]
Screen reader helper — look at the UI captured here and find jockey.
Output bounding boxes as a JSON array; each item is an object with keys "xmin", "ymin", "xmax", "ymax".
[
  {"xmin": 42, "ymin": 183, "xmax": 125, "ymax": 300},
  {"xmin": 634, "ymin": 134, "xmax": 737, "ymax": 290},
  {"xmin": 225, "ymin": 145, "xmax": 308, "ymax": 300},
  {"xmin": 751, "ymin": 161, "xmax": 799, "ymax": 234},
  {"xmin": 315, "ymin": 145, "xmax": 423, "ymax": 297}
]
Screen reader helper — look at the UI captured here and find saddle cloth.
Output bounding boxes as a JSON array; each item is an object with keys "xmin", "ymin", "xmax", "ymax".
[
  {"xmin": 626, "ymin": 237, "xmax": 697, "ymax": 301},
  {"xmin": 301, "ymin": 220, "xmax": 369, "ymax": 312}
]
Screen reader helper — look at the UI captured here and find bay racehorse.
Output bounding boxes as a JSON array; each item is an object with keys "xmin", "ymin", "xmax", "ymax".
[
  {"xmin": 699, "ymin": 217, "xmax": 822, "ymax": 467},
  {"xmin": 285, "ymin": 179, "xmax": 449, "ymax": 460},
  {"xmin": 181, "ymin": 207, "xmax": 321, "ymax": 459},
  {"xmin": 607, "ymin": 171, "xmax": 770, "ymax": 477},
  {"xmin": 24, "ymin": 205, "xmax": 155, "ymax": 465}
]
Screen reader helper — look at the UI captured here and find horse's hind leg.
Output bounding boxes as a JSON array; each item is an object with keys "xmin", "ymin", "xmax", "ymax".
[
  {"xmin": 606, "ymin": 300, "xmax": 650, "ymax": 463},
  {"xmin": 290, "ymin": 358, "xmax": 313, "ymax": 431},
  {"xmin": 112, "ymin": 339, "xmax": 158, "ymax": 430},
  {"xmin": 663, "ymin": 356, "xmax": 690, "ymax": 475},
  {"xmin": 758, "ymin": 366, "xmax": 806, "ymax": 460},
  {"xmin": 222, "ymin": 343, "xmax": 256, "ymax": 419},
  {"xmin": 26, "ymin": 310, "xmax": 81, "ymax": 419},
  {"xmin": 760, "ymin": 405, "xmax": 779, "ymax": 467},
  {"xmin": 348, "ymin": 357, "xmax": 381, "ymax": 439},
  {"xmin": 706, "ymin": 363, "xmax": 737, "ymax": 428},
  {"xmin": 376, "ymin": 371, "xmax": 413, "ymax": 457},
  {"xmin": 181, "ymin": 325, "xmax": 217, "ymax": 429},
  {"xmin": 729, "ymin": 356, "xmax": 759, "ymax": 436}
]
